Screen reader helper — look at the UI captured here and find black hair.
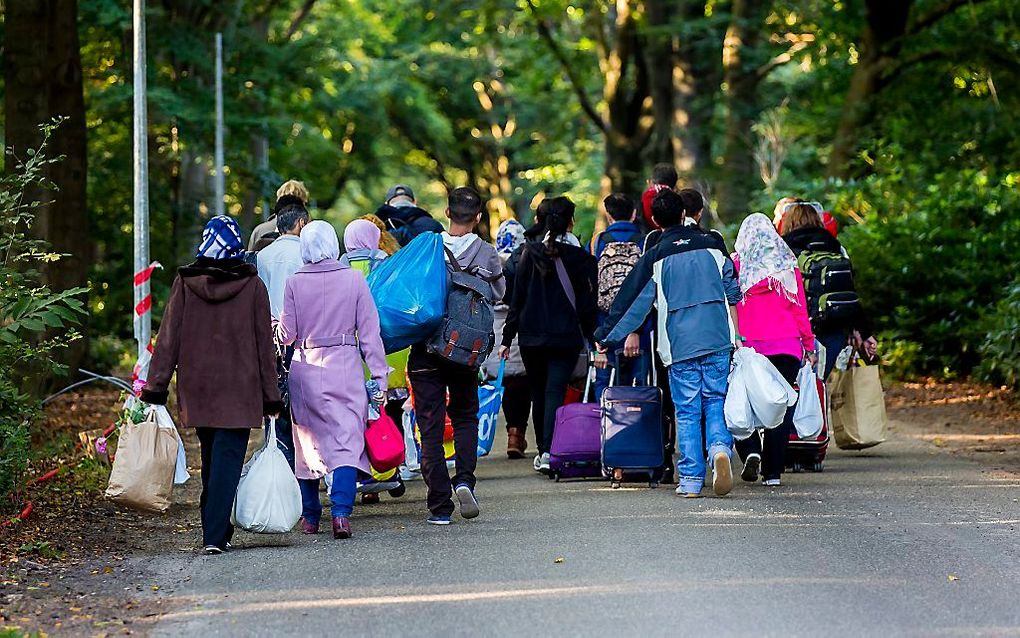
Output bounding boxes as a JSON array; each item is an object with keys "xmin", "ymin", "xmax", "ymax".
[
  {"xmin": 677, "ymin": 188, "xmax": 705, "ymax": 220},
  {"xmin": 540, "ymin": 196, "xmax": 575, "ymax": 257},
  {"xmin": 273, "ymin": 194, "xmax": 305, "ymax": 217},
  {"xmin": 650, "ymin": 163, "xmax": 678, "ymax": 188},
  {"xmin": 651, "ymin": 189, "xmax": 684, "ymax": 228},
  {"xmin": 276, "ymin": 203, "xmax": 310, "ymax": 233},
  {"xmin": 448, "ymin": 186, "xmax": 483, "ymax": 225},
  {"xmin": 603, "ymin": 193, "xmax": 635, "ymax": 222}
]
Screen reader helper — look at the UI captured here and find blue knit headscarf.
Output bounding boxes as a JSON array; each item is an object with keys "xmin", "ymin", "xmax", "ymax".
[{"xmin": 196, "ymin": 215, "xmax": 244, "ymax": 260}]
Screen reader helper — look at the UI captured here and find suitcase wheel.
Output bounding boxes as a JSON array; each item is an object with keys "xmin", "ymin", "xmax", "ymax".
[
  {"xmin": 791, "ymin": 462, "xmax": 804, "ymax": 473},
  {"xmin": 611, "ymin": 481, "xmax": 622, "ymax": 489},
  {"xmin": 649, "ymin": 481, "xmax": 658, "ymax": 489},
  {"xmin": 812, "ymin": 461, "xmax": 824, "ymax": 472},
  {"xmin": 553, "ymin": 473, "xmax": 561, "ymax": 482}
]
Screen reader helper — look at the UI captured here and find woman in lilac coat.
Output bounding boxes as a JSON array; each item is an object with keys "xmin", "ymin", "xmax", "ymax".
[{"xmin": 277, "ymin": 220, "xmax": 388, "ymax": 539}]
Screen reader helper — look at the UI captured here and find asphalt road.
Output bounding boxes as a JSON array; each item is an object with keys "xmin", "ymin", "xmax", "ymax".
[{"xmin": 147, "ymin": 422, "xmax": 1020, "ymax": 637}]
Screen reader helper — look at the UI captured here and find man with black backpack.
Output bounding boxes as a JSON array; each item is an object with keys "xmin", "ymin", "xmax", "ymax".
[
  {"xmin": 409, "ymin": 187, "xmax": 505, "ymax": 526},
  {"xmin": 590, "ymin": 193, "xmax": 649, "ymax": 399}
]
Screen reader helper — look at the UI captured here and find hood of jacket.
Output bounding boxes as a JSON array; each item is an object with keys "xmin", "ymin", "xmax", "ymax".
[
  {"xmin": 178, "ymin": 257, "xmax": 258, "ymax": 303},
  {"xmin": 374, "ymin": 203, "xmax": 433, "ymax": 227},
  {"xmin": 782, "ymin": 226, "xmax": 842, "ymax": 256}
]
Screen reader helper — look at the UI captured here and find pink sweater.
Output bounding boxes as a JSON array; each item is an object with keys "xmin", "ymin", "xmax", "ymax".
[{"xmin": 734, "ymin": 260, "xmax": 815, "ymax": 359}]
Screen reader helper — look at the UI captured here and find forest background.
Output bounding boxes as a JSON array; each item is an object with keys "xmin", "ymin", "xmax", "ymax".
[{"xmin": 2, "ymin": 0, "xmax": 1019, "ymax": 495}]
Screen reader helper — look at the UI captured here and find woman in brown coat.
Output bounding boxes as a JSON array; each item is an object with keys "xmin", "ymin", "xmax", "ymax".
[{"xmin": 142, "ymin": 215, "xmax": 283, "ymax": 555}]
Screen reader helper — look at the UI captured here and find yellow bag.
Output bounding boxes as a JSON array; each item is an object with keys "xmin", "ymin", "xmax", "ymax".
[
  {"xmin": 105, "ymin": 411, "xmax": 178, "ymax": 512},
  {"xmin": 829, "ymin": 361, "xmax": 888, "ymax": 450}
]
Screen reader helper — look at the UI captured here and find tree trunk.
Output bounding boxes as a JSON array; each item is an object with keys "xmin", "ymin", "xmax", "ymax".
[
  {"xmin": 4, "ymin": 0, "xmax": 92, "ymax": 372},
  {"xmin": 828, "ymin": 0, "xmax": 914, "ymax": 177},
  {"xmin": 716, "ymin": 0, "xmax": 768, "ymax": 222}
]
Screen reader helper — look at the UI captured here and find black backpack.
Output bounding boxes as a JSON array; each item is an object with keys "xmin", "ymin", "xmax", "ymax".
[
  {"xmin": 426, "ymin": 248, "xmax": 498, "ymax": 368},
  {"xmin": 797, "ymin": 242, "xmax": 859, "ymax": 327}
]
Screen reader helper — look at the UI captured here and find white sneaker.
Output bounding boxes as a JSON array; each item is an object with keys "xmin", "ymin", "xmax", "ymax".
[{"xmin": 534, "ymin": 453, "xmax": 551, "ymax": 473}]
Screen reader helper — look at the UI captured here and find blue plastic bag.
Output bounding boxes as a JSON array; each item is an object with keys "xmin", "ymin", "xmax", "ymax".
[
  {"xmin": 476, "ymin": 360, "xmax": 505, "ymax": 457},
  {"xmin": 367, "ymin": 233, "xmax": 448, "ymax": 354}
]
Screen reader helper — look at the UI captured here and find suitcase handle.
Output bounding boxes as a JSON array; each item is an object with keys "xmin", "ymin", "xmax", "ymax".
[{"xmin": 606, "ymin": 335, "xmax": 657, "ymax": 388}]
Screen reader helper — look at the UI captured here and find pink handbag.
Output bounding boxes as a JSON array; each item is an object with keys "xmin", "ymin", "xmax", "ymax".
[{"xmin": 365, "ymin": 413, "xmax": 405, "ymax": 472}]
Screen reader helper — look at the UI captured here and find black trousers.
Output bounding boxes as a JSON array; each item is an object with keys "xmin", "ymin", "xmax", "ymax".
[
  {"xmin": 519, "ymin": 345, "xmax": 581, "ymax": 454},
  {"xmin": 735, "ymin": 354, "xmax": 800, "ymax": 480},
  {"xmin": 196, "ymin": 427, "xmax": 250, "ymax": 549},
  {"xmin": 502, "ymin": 375, "xmax": 532, "ymax": 433},
  {"xmin": 408, "ymin": 347, "xmax": 479, "ymax": 517}
]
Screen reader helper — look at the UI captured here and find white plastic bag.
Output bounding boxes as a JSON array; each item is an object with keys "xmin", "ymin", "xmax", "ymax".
[
  {"xmin": 232, "ymin": 418, "xmax": 301, "ymax": 534},
  {"xmin": 126, "ymin": 396, "xmax": 190, "ymax": 485},
  {"xmin": 724, "ymin": 363, "xmax": 758, "ymax": 441},
  {"xmin": 150, "ymin": 404, "xmax": 190, "ymax": 485},
  {"xmin": 793, "ymin": 364, "xmax": 824, "ymax": 439},
  {"xmin": 729, "ymin": 348, "xmax": 797, "ymax": 430}
]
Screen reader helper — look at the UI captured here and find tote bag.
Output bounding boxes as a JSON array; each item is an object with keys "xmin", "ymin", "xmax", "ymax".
[
  {"xmin": 829, "ymin": 360, "xmax": 888, "ymax": 450},
  {"xmin": 105, "ymin": 408, "xmax": 178, "ymax": 512}
]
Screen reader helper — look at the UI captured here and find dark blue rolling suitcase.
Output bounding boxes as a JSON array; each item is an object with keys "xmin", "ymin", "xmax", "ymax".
[{"xmin": 601, "ymin": 370, "xmax": 664, "ymax": 488}]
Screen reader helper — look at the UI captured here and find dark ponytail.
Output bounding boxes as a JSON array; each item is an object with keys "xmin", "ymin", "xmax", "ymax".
[{"xmin": 540, "ymin": 196, "xmax": 575, "ymax": 257}]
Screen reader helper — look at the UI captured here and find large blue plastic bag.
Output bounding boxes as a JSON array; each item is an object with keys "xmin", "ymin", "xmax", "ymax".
[
  {"xmin": 476, "ymin": 360, "xmax": 505, "ymax": 457},
  {"xmin": 367, "ymin": 233, "xmax": 448, "ymax": 353}
]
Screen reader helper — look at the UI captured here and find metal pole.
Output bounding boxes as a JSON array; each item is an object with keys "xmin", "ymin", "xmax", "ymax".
[
  {"xmin": 132, "ymin": 0, "xmax": 150, "ymax": 362},
  {"xmin": 214, "ymin": 32, "xmax": 225, "ymax": 217}
]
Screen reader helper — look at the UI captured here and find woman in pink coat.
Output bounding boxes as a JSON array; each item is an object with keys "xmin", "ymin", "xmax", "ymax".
[
  {"xmin": 732, "ymin": 214, "xmax": 816, "ymax": 487},
  {"xmin": 277, "ymin": 220, "xmax": 388, "ymax": 539}
]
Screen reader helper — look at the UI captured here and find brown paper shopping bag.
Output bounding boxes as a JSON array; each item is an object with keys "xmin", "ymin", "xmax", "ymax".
[
  {"xmin": 105, "ymin": 411, "xmax": 178, "ymax": 512},
  {"xmin": 829, "ymin": 362, "xmax": 888, "ymax": 450}
]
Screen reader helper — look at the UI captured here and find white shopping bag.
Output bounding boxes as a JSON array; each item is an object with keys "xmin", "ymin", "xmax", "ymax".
[
  {"xmin": 724, "ymin": 357, "xmax": 758, "ymax": 441},
  {"xmin": 232, "ymin": 418, "xmax": 302, "ymax": 534},
  {"xmin": 793, "ymin": 364, "xmax": 824, "ymax": 439},
  {"xmin": 150, "ymin": 405, "xmax": 190, "ymax": 485},
  {"xmin": 126, "ymin": 396, "xmax": 190, "ymax": 485},
  {"xmin": 731, "ymin": 348, "xmax": 798, "ymax": 430}
]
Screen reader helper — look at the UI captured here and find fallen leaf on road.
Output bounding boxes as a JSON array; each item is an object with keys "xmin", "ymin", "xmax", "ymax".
[
  {"xmin": 933, "ymin": 437, "xmax": 947, "ymax": 447},
  {"xmin": 554, "ymin": 557, "xmax": 564, "ymax": 564},
  {"xmin": 948, "ymin": 574, "xmax": 959, "ymax": 582}
]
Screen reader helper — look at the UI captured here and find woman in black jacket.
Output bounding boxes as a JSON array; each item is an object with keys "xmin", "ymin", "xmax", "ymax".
[
  {"xmin": 781, "ymin": 202, "xmax": 878, "ymax": 377},
  {"xmin": 500, "ymin": 197, "xmax": 598, "ymax": 473}
]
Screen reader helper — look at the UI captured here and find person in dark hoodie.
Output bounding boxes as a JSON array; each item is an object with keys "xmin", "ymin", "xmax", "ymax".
[
  {"xmin": 142, "ymin": 215, "xmax": 282, "ymax": 555},
  {"xmin": 780, "ymin": 201, "xmax": 877, "ymax": 377},
  {"xmin": 373, "ymin": 184, "xmax": 444, "ymax": 247},
  {"xmin": 500, "ymin": 196, "xmax": 598, "ymax": 474}
]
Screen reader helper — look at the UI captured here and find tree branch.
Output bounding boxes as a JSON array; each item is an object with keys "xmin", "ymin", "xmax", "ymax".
[
  {"xmin": 524, "ymin": 0, "xmax": 608, "ymax": 133},
  {"xmin": 756, "ymin": 35, "xmax": 814, "ymax": 80},
  {"xmin": 907, "ymin": 0, "xmax": 988, "ymax": 36},
  {"xmin": 284, "ymin": 0, "xmax": 318, "ymax": 41}
]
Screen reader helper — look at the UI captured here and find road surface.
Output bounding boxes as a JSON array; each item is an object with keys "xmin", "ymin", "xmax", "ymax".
[{"xmin": 145, "ymin": 421, "xmax": 1020, "ymax": 637}]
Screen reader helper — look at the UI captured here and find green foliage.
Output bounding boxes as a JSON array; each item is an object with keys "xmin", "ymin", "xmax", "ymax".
[
  {"xmin": 834, "ymin": 165, "xmax": 1020, "ymax": 379},
  {"xmin": 0, "ymin": 122, "xmax": 89, "ymax": 501},
  {"xmin": 977, "ymin": 277, "xmax": 1020, "ymax": 389}
]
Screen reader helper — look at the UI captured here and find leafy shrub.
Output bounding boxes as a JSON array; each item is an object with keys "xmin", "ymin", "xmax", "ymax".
[
  {"xmin": 831, "ymin": 167, "xmax": 1020, "ymax": 379},
  {"xmin": 977, "ymin": 277, "xmax": 1020, "ymax": 389},
  {"xmin": 0, "ymin": 121, "xmax": 88, "ymax": 503}
]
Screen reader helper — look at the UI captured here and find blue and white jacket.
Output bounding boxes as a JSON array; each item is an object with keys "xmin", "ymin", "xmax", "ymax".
[{"xmin": 594, "ymin": 225, "xmax": 742, "ymax": 365}]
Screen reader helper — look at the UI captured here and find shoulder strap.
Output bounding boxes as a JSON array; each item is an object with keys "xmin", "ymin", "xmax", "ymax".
[{"xmin": 553, "ymin": 257, "xmax": 577, "ymax": 311}]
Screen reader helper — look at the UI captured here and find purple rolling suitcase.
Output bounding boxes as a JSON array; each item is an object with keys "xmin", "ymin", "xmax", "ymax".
[{"xmin": 549, "ymin": 367, "xmax": 603, "ymax": 481}]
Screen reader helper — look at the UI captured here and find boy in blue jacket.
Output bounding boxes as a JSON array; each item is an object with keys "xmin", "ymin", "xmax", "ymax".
[{"xmin": 595, "ymin": 190, "xmax": 743, "ymax": 498}]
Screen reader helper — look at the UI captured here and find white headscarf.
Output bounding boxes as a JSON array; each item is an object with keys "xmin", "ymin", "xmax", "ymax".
[
  {"xmin": 300, "ymin": 220, "xmax": 340, "ymax": 264},
  {"xmin": 734, "ymin": 213, "xmax": 800, "ymax": 303}
]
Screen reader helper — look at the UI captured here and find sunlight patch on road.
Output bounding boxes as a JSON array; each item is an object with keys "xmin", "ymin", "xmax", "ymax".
[{"xmin": 153, "ymin": 577, "xmax": 885, "ymax": 623}]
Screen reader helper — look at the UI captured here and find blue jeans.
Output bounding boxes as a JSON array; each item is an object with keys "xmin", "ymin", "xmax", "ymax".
[
  {"xmin": 299, "ymin": 466, "xmax": 357, "ymax": 522},
  {"xmin": 593, "ymin": 349, "xmax": 653, "ymax": 401},
  {"xmin": 668, "ymin": 351, "xmax": 734, "ymax": 494}
]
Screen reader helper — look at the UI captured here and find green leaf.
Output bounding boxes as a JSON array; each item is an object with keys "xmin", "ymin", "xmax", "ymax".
[
  {"xmin": 38, "ymin": 311, "xmax": 64, "ymax": 328},
  {"xmin": 19, "ymin": 318, "xmax": 45, "ymax": 331}
]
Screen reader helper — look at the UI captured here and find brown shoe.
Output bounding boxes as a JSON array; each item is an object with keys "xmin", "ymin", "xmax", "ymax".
[
  {"xmin": 332, "ymin": 516, "xmax": 352, "ymax": 539},
  {"xmin": 506, "ymin": 428, "xmax": 526, "ymax": 459},
  {"xmin": 299, "ymin": 517, "xmax": 320, "ymax": 535},
  {"xmin": 361, "ymin": 492, "xmax": 380, "ymax": 505}
]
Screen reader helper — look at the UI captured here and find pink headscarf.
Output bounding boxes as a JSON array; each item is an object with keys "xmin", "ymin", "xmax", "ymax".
[{"xmin": 343, "ymin": 219, "xmax": 381, "ymax": 252}]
